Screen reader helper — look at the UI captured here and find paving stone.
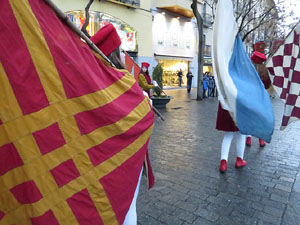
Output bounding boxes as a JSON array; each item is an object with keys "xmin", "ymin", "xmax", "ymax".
[{"xmin": 136, "ymin": 89, "xmax": 300, "ymax": 225}]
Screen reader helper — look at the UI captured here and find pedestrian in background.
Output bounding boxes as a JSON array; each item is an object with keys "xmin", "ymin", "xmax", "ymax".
[
  {"xmin": 208, "ymin": 75, "xmax": 215, "ymax": 97},
  {"xmin": 177, "ymin": 69, "xmax": 183, "ymax": 87},
  {"xmin": 216, "ymin": 103, "xmax": 247, "ymax": 173},
  {"xmin": 203, "ymin": 72, "xmax": 209, "ymax": 98},
  {"xmin": 186, "ymin": 69, "xmax": 194, "ymax": 93}
]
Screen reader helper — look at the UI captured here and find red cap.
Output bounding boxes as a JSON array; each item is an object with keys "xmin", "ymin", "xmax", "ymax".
[
  {"xmin": 141, "ymin": 62, "xmax": 150, "ymax": 68},
  {"xmin": 90, "ymin": 23, "xmax": 122, "ymax": 56},
  {"xmin": 251, "ymin": 51, "xmax": 267, "ymax": 64}
]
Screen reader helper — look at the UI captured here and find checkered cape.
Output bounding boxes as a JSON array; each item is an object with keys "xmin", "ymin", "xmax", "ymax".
[
  {"xmin": 0, "ymin": 0, "xmax": 154, "ymax": 224},
  {"xmin": 266, "ymin": 21, "xmax": 300, "ymax": 130}
]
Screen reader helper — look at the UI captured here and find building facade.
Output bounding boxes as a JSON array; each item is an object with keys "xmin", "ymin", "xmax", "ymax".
[{"xmin": 53, "ymin": 0, "xmax": 214, "ymax": 88}]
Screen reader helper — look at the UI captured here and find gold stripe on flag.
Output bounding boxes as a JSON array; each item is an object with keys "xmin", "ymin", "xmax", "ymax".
[
  {"xmin": 0, "ymin": 98, "xmax": 151, "ymax": 192},
  {"xmin": 0, "ymin": 62, "xmax": 23, "ymax": 122},
  {"xmin": 87, "ymin": 182, "xmax": 118, "ymax": 225},
  {"xmin": 9, "ymin": 0, "xmax": 67, "ymax": 104},
  {"xmin": 4, "ymin": 125, "xmax": 153, "ymax": 224},
  {"xmin": 0, "ymin": 73, "xmax": 136, "ymax": 147},
  {"xmin": 52, "ymin": 201, "xmax": 80, "ymax": 225}
]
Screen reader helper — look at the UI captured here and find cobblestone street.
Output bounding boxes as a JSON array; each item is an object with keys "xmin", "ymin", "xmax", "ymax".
[{"xmin": 137, "ymin": 88, "xmax": 300, "ymax": 225}]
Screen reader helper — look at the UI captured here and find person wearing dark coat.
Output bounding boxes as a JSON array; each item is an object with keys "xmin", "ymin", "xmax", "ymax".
[
  {"xmin": 216, "ymin": 103, "xmax": 247, "ymax": 173},
  {"xmin": 177, "ymin": 69, "xmax": 183, "ymax": 87},
  {"xmin": 186, "ymin": 70, "xmax": 194, "ymax": 93}
]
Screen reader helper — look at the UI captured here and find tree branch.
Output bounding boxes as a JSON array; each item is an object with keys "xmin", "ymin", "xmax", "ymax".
[{"xmin": 81, "ymin": 0, "xmax": 94, "ymax": 38}]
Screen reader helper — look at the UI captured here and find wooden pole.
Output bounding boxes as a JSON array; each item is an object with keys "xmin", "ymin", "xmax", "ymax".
[{"xmin": 43, "ymin": 0, "xmax": 115, "ymax": 68}]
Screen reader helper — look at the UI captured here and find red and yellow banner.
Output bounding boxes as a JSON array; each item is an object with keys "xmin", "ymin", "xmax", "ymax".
[{"xmin": 0, "ymin": 0, "xmax": 154, "ymax": 224}]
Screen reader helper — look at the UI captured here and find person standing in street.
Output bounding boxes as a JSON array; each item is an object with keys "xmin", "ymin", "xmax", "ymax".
[
  {"xmin": 216, "ymin": 103, "xmax": 247, "ymax": 173},
  {"xmin": 177, "ymin": 69, "xmax": 183, "ymax": 87},
  {"xmin": 186, "ymin": 69, "xmax": 194, "ymax": 93}
]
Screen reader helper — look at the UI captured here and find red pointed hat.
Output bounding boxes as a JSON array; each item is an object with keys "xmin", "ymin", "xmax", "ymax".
[
  {"xmin": 90, "ymin": 23, "xmax": 122, "ymax": 56},
  {"xmin": 141, "ymin": 62, "xmax": 150, "ymax": 68},
  {"xmin": 251, "ymin": 51, "xmax": 267, "ymax": 64}
]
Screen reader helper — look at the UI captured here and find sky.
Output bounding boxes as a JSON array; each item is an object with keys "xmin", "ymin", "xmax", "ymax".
[{"xmin": 281, "ymin": 0, "xmax": 300, "ymax": 25}]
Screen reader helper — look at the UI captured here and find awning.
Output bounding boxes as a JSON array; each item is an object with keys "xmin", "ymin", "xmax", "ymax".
[{"xmin": 154, "ymin": 53, "xmax": 193, "ymax": 61}]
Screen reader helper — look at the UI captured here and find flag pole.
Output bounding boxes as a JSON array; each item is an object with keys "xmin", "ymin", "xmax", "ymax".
[{"xmin": 43, "ymin": 0, "xmax": 115, "ymax": 68}]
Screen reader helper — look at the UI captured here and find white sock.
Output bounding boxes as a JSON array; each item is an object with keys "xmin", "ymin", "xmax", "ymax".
[
  {"xmin": 236, "ymin": 132, "xmax": 246, "ymax": 159},
  {"xmin": 221, "ymin": 132, "xmax": 234, "ymax": 161}
]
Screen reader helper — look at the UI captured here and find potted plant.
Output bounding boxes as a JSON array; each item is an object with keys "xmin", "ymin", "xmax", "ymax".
[{"xmin": 151, "ymin": 63, "xmax": 173, "ymax": 108}]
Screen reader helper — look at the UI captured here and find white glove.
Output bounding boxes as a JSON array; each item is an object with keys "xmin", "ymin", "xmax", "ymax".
[{"xmin": 153, "ymin": 81, "xmax": 158, "ymax": 87}]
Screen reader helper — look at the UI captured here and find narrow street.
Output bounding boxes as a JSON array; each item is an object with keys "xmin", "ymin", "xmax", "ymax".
[{"xmin": 137, "ymin": 88, "xmax": 300, "ymax": 225}]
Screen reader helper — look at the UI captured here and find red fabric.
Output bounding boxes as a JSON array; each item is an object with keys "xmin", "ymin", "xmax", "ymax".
[
  {"xmin": 50, "ymin": 159, "xmax": 81, "ymax": 188},
  {"xmin": 0, "ymin": 211, "xmax": 5, "ymax": 221},
  {"xmin": 0, "ymin": 143, "xmax": 24, "ymax": 176},
  {"xmin": 253, "ymin": 42, "xmax": 265, "ymax": 53},
  {"xmin": 31, "ymin": 210, "xmax": 60, "ymax": 225},
  {"xmin": 141, "ymin": 62, "xmax": 150, "ymax": 68},
  {"xmin": 75, "ymin": 82, "xmax": 145, "ymax": 135},
  {"xmin": 88, "ymin": 110, "xmax": 154, "ymax": 167},
  {"xmin": 0, "ymin": 0, "xmax": 49, "ymax": 115},
  {"xmin": 124, "ymin": 52, "xmax": 141, "ymax": 81},
  {"xmin": 0, "ymin": 119, "xmax": 3, "ymax": 125},
  {"xmin": 216, "ymin": 103, "xmax": 238, "ymax": 132},
  {"xmin": 30, "ymin": 0, "xmax": 124, "ymax": 99},
  {"xmin": 90, "ymin": 23, "xmax": 121, "ymax": 57},
  {"xmin": 10, "ymin": 181, "xmax": 42, "ymax": 204},
  {"xmin": 67, "ymin": 189, "xmax": 104, "ymax": 225},
  {"xmin": 100, "ymin": 141, "xmax": 149, "ymax": 225},
  {"xmin": 251, "ymin": 51, "xmax": 267, "ymax": 64},
  {"xmin": 33, "ymin": 123, "xmax": 66, "ymax": 155},
  {"xmin": 145, "ymin": 150, "xmax": 154, "ymax": 189}
]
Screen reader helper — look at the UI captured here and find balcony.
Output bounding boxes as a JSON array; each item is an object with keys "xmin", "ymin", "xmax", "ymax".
[
  {"xmin": 155, "ymin": 0, "xmax": 194, "ymax": 18},
  {"xmin": 202, "ymin": 13, "xmax": 213, "ymax": 27},
  {"xmin": 106, "ymin": 0, "xmax": 140, "ymax": 8}
]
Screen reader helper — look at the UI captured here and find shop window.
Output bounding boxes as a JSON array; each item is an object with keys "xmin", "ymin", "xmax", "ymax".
[{"xmin": 66, "ymin": 10, "xmax": 138, "ymax": 52}]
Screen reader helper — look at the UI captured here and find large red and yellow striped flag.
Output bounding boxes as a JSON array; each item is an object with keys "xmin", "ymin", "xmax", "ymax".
[{"xmin": 0, "ymin": 0, "xmax": 154, "ymax": 224}]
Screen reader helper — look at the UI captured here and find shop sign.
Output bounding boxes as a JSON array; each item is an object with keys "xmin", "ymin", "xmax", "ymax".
[{"xmin": 66, "ymin": 10, "xmax": 138, "ymax": 52}]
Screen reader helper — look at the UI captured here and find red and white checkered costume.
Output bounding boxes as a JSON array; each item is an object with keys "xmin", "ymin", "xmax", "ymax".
[{"xmin": 266, "ymin": 21, "xmax": 300, "ymax": 129}]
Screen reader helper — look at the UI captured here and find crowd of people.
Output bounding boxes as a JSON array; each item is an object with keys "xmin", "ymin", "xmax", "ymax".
[{"xmin": 203, "ymin": 72, "xmax": 217, "ymax": 98}]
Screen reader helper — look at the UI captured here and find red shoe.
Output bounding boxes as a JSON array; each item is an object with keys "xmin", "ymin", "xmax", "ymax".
[
  {"xmin": 219, "ymin": 160, "xmax": 227, "ymax": 173},
  {"xmin": 235, "ymin": 157, "xmax": 246, "ymax": 168},
  {"xmin": 259, "ymin": 139, "xmax": 266, "ymax": 147},
  {"xmin": 246, "ymin": 137, "xmax": 251, "ymax": 146}
]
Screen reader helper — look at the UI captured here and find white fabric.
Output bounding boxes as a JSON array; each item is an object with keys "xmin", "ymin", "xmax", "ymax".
[
  {"xmin": 221, "ymin": 132, "xmax": 246, "ymax": 161},
  {"xmin": 212, "ymin": 0, "xmax": 238, "ymax": 114},
  {"xmin": 123, "ymin": 168, "xmax": 143, "ymax": 225}
]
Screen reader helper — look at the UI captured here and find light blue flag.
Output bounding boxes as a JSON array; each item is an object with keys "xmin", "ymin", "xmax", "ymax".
[{"xmin": 213, "ymin": 0, "xmax": 274, "ymax": 142}]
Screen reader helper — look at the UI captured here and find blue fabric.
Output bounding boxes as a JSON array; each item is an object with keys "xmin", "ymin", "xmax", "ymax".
[{"xmin": 228, "ymin": 36, "xmax": 274, "ymax": 142}]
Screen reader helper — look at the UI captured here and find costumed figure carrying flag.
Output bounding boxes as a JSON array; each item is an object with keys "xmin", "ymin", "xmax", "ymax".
[{"xmin": 212, "ymin": 0, "xmax": 275, "ymax": 173}]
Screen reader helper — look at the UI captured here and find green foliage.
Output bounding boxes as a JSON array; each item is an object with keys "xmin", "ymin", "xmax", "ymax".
[{"xmin": 152, "ymin": 63, "xmax": 163, "ymax": 97}]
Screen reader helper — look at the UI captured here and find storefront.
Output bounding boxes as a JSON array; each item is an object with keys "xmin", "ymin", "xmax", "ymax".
[
  {"xmin": 155, "ymin": 56, "xmax": 191, "ymax": 87},
  {"xmin": 66, "ymin": 10, "xmax": 138, "ymax": 53},
  {"xmin": 152, "ymin": 11, "xmax": 197, "ymax": 87}
]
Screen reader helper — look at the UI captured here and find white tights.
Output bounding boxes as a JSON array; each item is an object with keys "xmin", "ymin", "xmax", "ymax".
[
  {"xmin": 221, "ymin": 132, "xmax": 246, "ymax": 161},
  {"xmin": 123, "ymin": 167, "xmax": 143, "ymax": 225}
]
